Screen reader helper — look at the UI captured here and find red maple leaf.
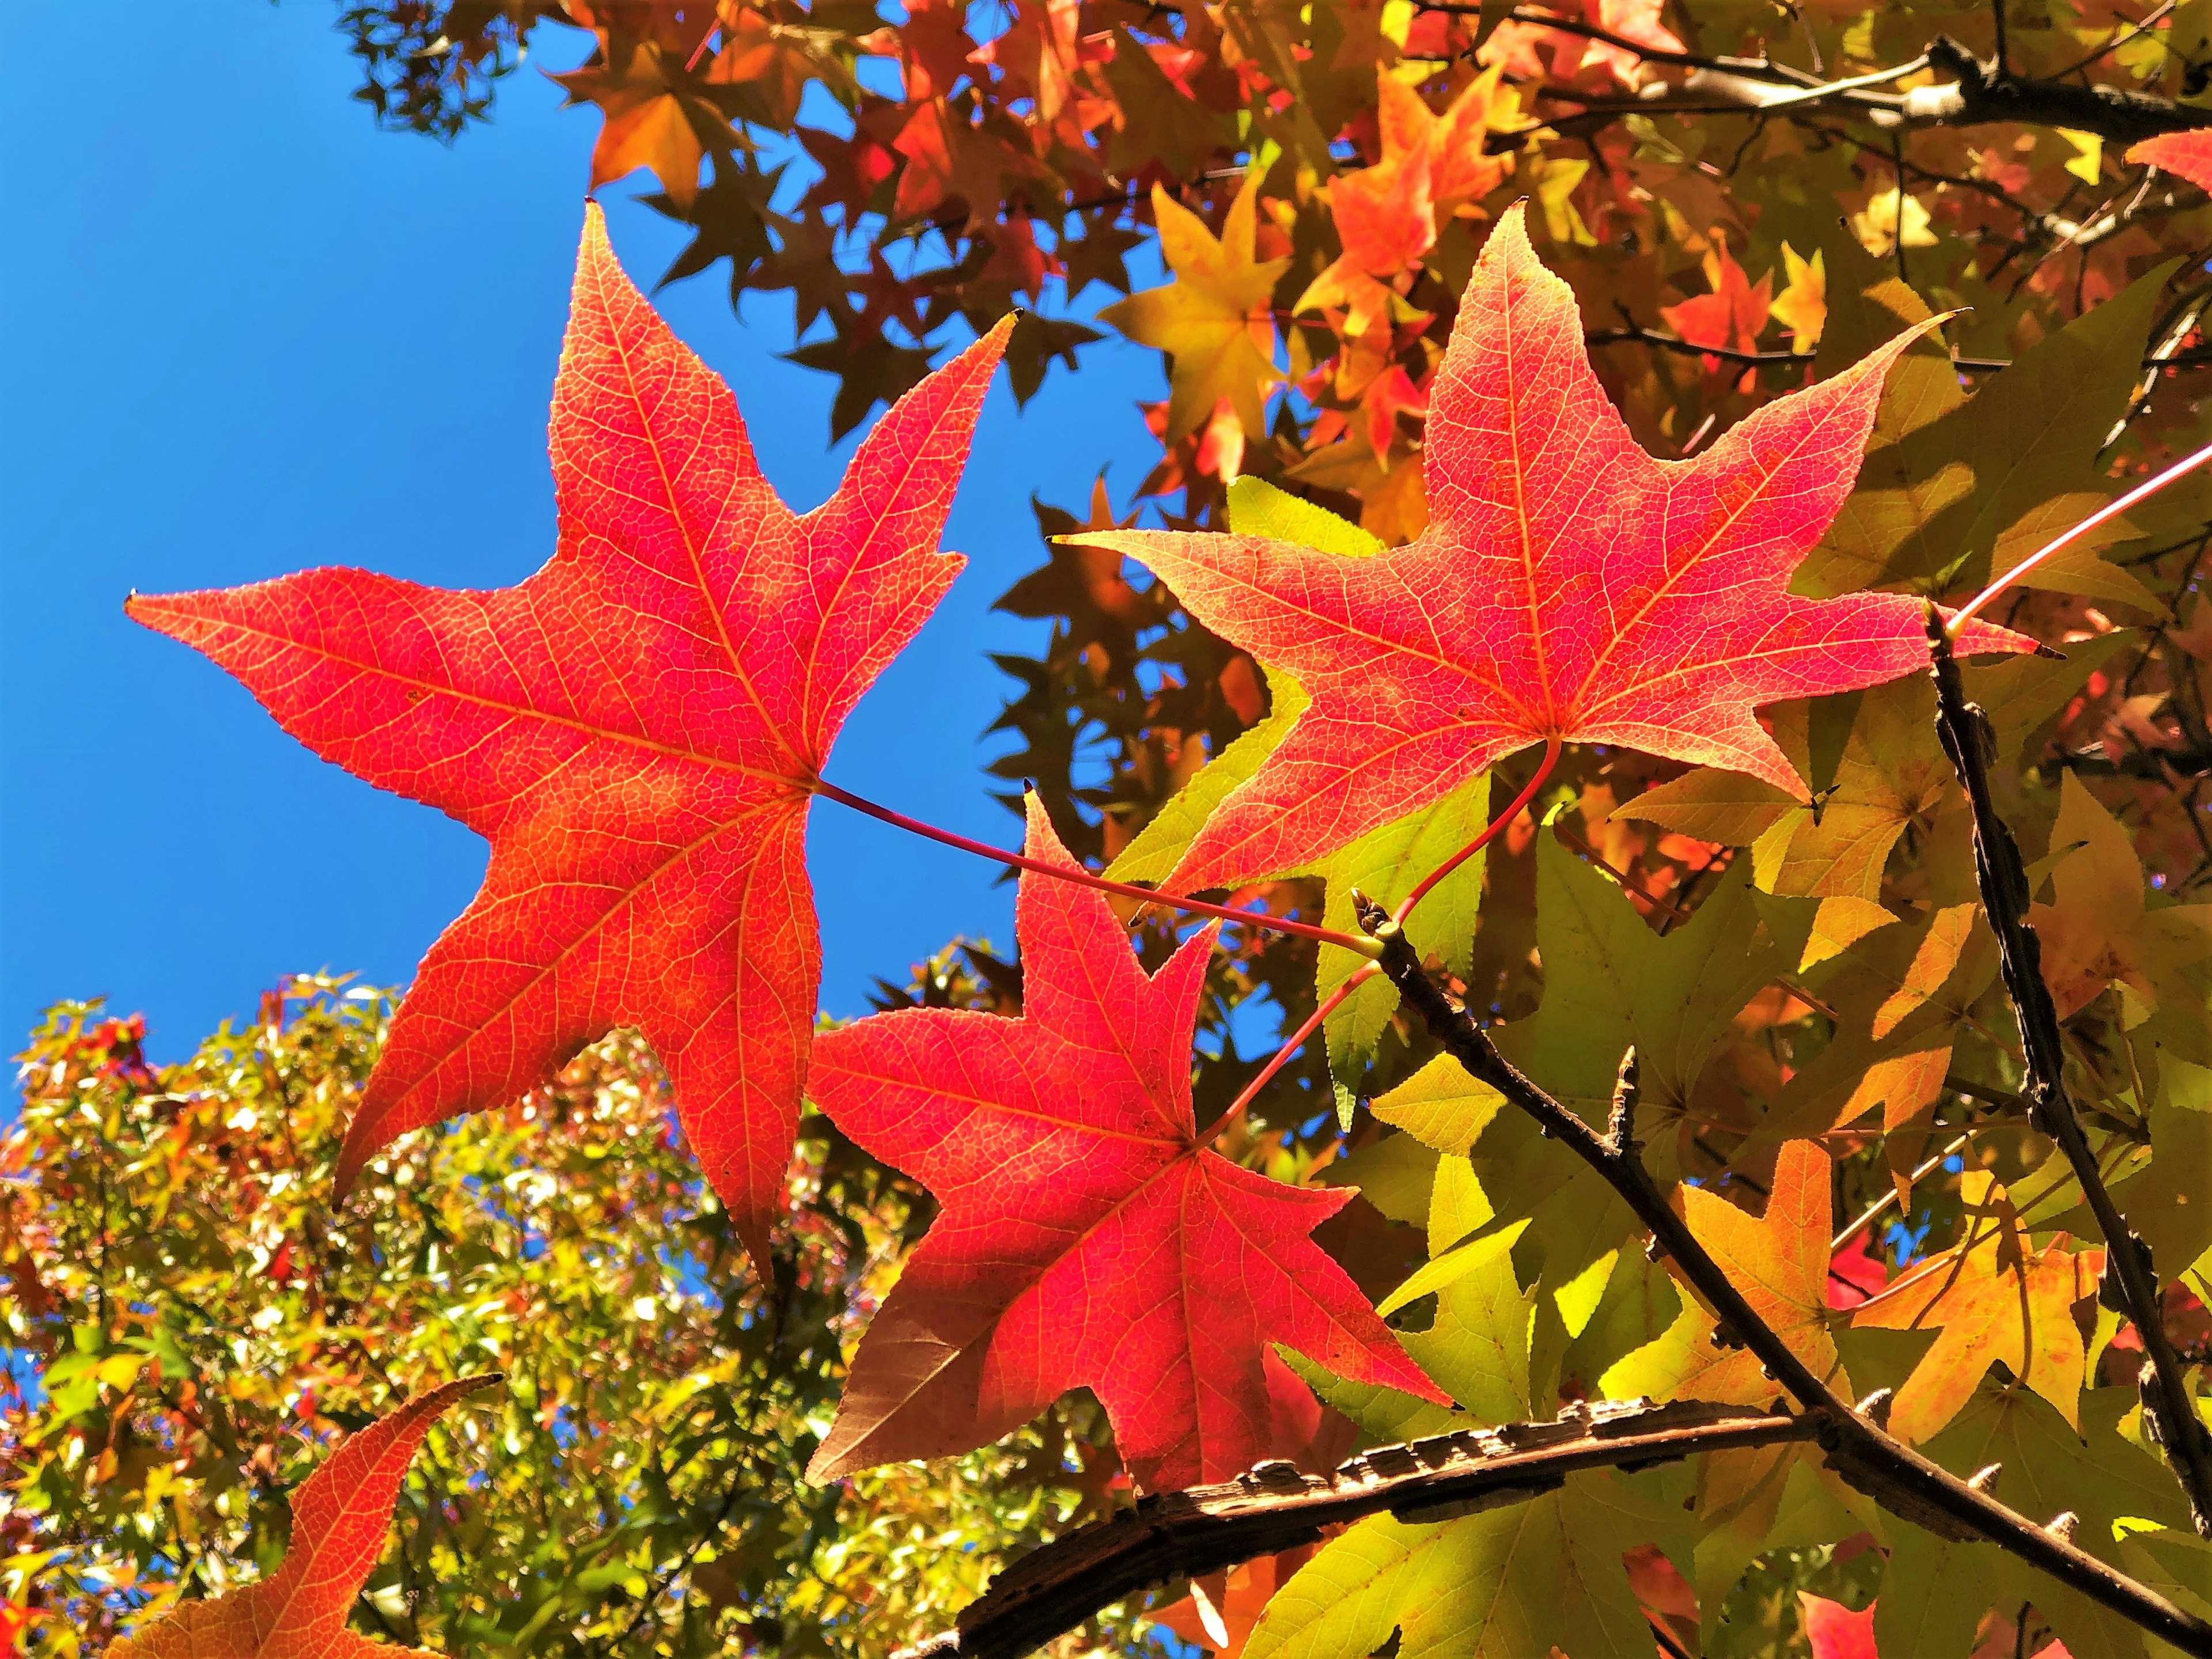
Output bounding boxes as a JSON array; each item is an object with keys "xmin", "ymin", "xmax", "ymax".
[
  {"xmin": 1825, "ymin": 1232, "xmax": 1889, "ymax": 1309},
  {"xmin": 804, "ymin": 797, "xmax": 1444, "ymax": 1491},
  {"xmin": 2128, "ymin": 131, "xmax": 2212, "ymax": 194},
  {"xmin": 109, "ymin": 1376, "xmax": 498, "ymax": 1657},
  {"xmin": 128, "ymin": 206, "xmax": 1010, "ymax": 1266},
  {"xmin": 1800, "ymin": 1592, "xmax": 1877, "ymax": 1659},
  {"xmin": 1076, "ymin": 201, "xmax": 2033, "ymax": 892}
]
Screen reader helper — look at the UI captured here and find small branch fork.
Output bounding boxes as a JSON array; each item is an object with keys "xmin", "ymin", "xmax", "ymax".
[
  {"xmin": 1352, "ymin": 893, "xmax": 2212, "ymax": 1653},
  {"xmin": 900, "ymin": 1400, "xmax": 1817, "ymax": 1659},
  {"xmin": 1925, "ymin": 614, "xmax": 2212, "ymax": 1536},
  {"xmin": 1429, "ymin": 13, "xmax": 2212, "ymax": 146}
]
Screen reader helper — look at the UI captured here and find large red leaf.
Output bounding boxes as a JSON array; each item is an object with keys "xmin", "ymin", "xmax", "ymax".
[
  {"xmin": 805, "ymin": 797, "xmax": 1444, "ymax": 1490},
  {"xmin": 110, "ymin": 1376, "xmax": 498, "ymax": 1658},
  {"xmin": 129, "ymin": 205, "xmax": 1009, "ymax": 1264},
  {"xmin": 1075, "ymin": 201, "xmax": 2035, "ymax": 891}
]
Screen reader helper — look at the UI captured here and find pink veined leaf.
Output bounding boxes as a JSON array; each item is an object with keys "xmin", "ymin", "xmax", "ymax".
[
  {"xmin": 805, "ymin": 796, "xmax": 1445, "ymax": 1491},
  {"xmin": 1074, "ymin": 200, "xmax": 2034, "ymax": 892},
  {"xmin": 128, "ymin": 203, "xmax": 1011, "ymax": 1268}
]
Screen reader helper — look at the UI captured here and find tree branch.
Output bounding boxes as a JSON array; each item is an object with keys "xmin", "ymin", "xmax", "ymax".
[
  {"xmin": 900, "ymin": 1399, "xmax": 1816, "ymax": 1659},
  {"xmin": 1584, "ymin": 323, "xmax": 2212, "ymax": 375},
  {"xmin": 1926, "ymin": 613, "xmax": 2212, "ymax": 1537},
  {"xmin": 1495, "ymin": 20, "xmax": 2212, "ymax": 144},
  {"xmin": 1352, "ymin": 892, "xmax": 2212, "ymax": 1654}
]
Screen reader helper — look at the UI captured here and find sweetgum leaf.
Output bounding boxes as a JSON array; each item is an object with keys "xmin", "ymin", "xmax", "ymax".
[
  {"xmin": 128, "ymin": 206, "xmax": 1010, "ymax": 1268},
  {"xmin": 1874, "ymin": 1386, "xmax": 2190, "ymax": 1659},
  {"xmin": 1112, "ymin": 478, "xmax": 1490, "ymax": 1094},
  {"xmin": 1797, "ymin": 241, "xmax": 2171, "ymax": 606},
  {"xmin": 109, "ymin": 1376, "xmax": 498, "ymax": 1658},
  {"xmin": 1373, "ymin": 836, "xmax": 1808, "ymax": 1294},
  {"xmin": 1244, "ymin": 1471, "xmax": 1684, "ymax": 1659},
  {"xmin": 1097, "ymin": 175, "xmax": 1285, "ymax": 444},
  {"xmin": 2130, "ymin": 131, "xmax": 2212, "ymax": 191},
  {"xmin": 804, "ymin": 797, "xmax": 1444, "ymax": 1491},
  {"xmin": 1605, "ymin": 1139, "xmax": 1846, "ymax": 1408},
  {"xmin": 1075, "ymin": 201, "xmax": 2033, "ymax": 893},
  {"xmin": 1854, "ymin": 1172, "xmax": 2101, "ymax": 1444}
]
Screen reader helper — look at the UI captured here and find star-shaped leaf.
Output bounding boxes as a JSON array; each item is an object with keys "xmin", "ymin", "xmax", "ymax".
[
  {"xmin": 110, "ymin": 1377, "xmax": 498, "ymax": 1658},
  {"xmin": 804, "ymin": 797, "xmax": 1443, "ymax": 1490},
  {"xmin": 129, "ymin": 206, "xmax": 1010, "ymax": 1267},
  {"xmin": 2032, "ymin": 770, "xmax": 2212, "ymax": 1029},
  {"xmin": 1099, "ymin": 175, "xmax": 1286, "ymax": 445},
  {"xmin": 1853, "ymin": 1170, "xmax": 2102, "ymax": 1443},
  {"xmin": 1076, "ymin": 202, "xmax": 2032, "ymax": 893},
  {"xmin": 1605, "ymin": 1139, "xmax": 1847, "ymax": 1408},
  {"xmin": 1244, "ymin": 1469, "xmax": 1685, "ymax": 1659}
]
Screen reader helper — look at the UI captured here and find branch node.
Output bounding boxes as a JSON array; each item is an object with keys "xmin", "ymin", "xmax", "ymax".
[
  {"xmin": 1970, "ymin": 1461, "xmax": 2004, "ymax": 1496},
  {"xmin": 1607, "ymin": 1045, "xmax": 1641, "ymax": 1156},
  {"xmin": 1855, "ymin": 1388, "xmax": 1896, "ymax": 1431},
  {"xmin": 2048, "ymin": 1512, "xmax": 2082, "ymax": 1543}
]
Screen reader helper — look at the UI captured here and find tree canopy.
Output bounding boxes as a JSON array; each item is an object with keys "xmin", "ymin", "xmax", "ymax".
[{"xmin": 10, "ymin": 1, "xmax": 2212, "ymax": 1654}]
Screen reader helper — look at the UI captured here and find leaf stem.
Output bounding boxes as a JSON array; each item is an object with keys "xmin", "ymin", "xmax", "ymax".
[
  {"xmin": 811, "ymin": 779, "xmax": 1384, "ymax": 957},
  {"xmin": 1199, "ymin": 965, "xmax": 1381, "ymax": 1150},
  {"xmin": 1924, "ymin": 613, "xmax": 2212, "ymax": 1535},
  {"xmin": 1951, "ymin": 437, "xmax": 2212, "ymax": 627},
  {"xmin": 1394, "ymin": 736, "xmax": 1562, "ymax": 926}
]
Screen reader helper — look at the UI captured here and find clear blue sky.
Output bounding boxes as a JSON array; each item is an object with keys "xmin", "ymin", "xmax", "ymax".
[{"xmin": 1, "ymin": 6, "xmax": 1162, "ymax": 1057}]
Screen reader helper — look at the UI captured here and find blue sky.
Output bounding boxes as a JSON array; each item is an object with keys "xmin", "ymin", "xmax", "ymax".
[{"xmin": 1, "ymin": 6, "xmax": 1163, "ymax": 1056}]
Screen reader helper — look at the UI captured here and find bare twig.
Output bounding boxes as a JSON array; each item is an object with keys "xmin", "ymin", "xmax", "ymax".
[
  {"xmin": 1354, "ymin": 893, "xmax": 2212, "ymax": 1652},
  {"xmin": 1517, "ymin": 27, "xmax": 2212, "ymax": 143},
  {"xmin": 902, "ymin": 1399, "xmax": 1816, "ymax": 1659},
  {"xmin": 1584, "ymin": 322, "xmax": 2212, "ymax": 375},
  {"xmin": 1925, "ymin": 613, "xmax": 2212, "ymax": 1536}
]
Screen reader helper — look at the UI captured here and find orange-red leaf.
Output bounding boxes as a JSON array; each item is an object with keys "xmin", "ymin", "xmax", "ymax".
[
  {"xmin": 127, "ymin": 206, "xmax": 1009, "ymax": 1267},
  {"xmin": 2127, "ymin": 131, "xmax": 2212, "ymax": 193},
  {"xmin": 110, "ymin": 1376, "xmax": 499, "ymax": 1658},
  {"xmin": 1077, "ymin": 202, "xmax": 2033, "ymax": 892},
  {"xmin": 1800, "ymin": 1592, "xmax": 1877, "ymax": 1659},
  {"xmin": 805, "ymin": 798, "xmax": 1443, "ymax": 1490}
]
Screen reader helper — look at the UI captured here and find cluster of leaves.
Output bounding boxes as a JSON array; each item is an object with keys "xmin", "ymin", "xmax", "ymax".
[
  {"xmin": 0, "ymin": 980, "xmax": 1136, "ymax": 1656},
  {"xmin": 39, "ymin": 2, "xmax": 2212, "ymax": 1650}
]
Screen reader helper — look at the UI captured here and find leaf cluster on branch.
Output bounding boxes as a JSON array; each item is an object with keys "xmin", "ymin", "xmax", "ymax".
[{"xmin": 18, "ymin": 0, "xmax": 2212, "ymax": 1653}]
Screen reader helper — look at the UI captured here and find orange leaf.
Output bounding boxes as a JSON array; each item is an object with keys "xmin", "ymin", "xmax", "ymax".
[
  {"xmin": 109, "ymin": 1377, "xmax": 499, "ymax": 1658},
  {"xmin": 1854, "ymin": 1174, "xmax": 2100, "ymax": 1442}
]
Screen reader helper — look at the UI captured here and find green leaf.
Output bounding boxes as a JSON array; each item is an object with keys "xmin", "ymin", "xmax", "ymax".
[
  {"xmin": 1797, "ymin": 252, "xmax": 2176, "ymax": 600},
  {"xmin": 1494, "ymin": 837, "xmax": 1807, "ymax": 1125},
  {"xmin": 1247, "ymin": 1474, "xmax": 1683, "ymax": 1659},
  {"xmin": 1372, "ymin": 1055, "xmax": 1508, "ymax": 1155},
  {"xmin": 1323, "ymin": 1128, "xmax": 1439, "ymax": 1228}
]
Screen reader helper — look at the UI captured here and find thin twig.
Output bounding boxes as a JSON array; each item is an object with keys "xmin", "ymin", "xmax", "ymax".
[
  {"xmin": 1585, "ymin": 323, "xmax": 2212, "ymax": 374},
  {"xmin": 1353, "ymin": 893, "xmax": 2212, "ymax": 1652},
  {"xmin": 1925, "ymin": 615, "xmax": 2212, "ymax": 1536}
]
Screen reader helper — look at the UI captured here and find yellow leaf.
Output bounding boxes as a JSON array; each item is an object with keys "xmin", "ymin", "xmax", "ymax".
[
  {"xmin": 1768, "ymin": 243, "xmax": 1827, "ymax": 354},
  {"xmin": 1851, "ymin": 187, "xmax": 1936, "ymax": 259},
  {"xmin": 1099, "ymin": 176, "xmax": 1287, "ymax": 442}
]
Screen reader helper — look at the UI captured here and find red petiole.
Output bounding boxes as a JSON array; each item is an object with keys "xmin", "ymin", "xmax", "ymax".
[{"xmin": 812, "ymin": 778, "xmax": 1385, "ymax": 957}]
